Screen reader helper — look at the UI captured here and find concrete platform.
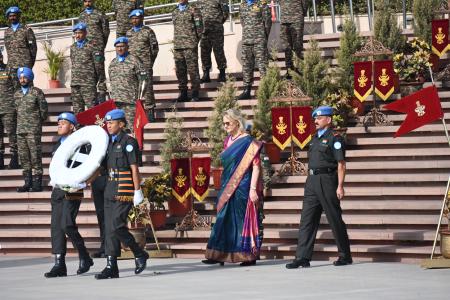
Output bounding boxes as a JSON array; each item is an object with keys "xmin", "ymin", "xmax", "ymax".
[{"xmin": 0, "ymin": 257, "xmax": 449, "ymax": 300}]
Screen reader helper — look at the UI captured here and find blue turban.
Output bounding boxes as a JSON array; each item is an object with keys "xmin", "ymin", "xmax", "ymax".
[
  {"xmin": 129, "ymin": 9, "xmax": 144, "ymax": 18},
  {"xmin": 17, "ymin": 67, "xmax": 34, "ymax": 81},
  {"xmin": 5, "ymin": 6, "xmax": 21, "ymax": 17},
  {"xmin": 72, "ymin": 22, "xmax": 87, "ymax": 32},
  {"xmin": 114, "ymin": 37, "xmax": 129, "ymax": 46}
]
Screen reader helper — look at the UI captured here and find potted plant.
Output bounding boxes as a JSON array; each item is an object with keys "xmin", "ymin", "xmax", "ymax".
[
  {"xmin": 441, "ymin": 195, "xmax": 450, "ymax": 258},
  {"xmin": 393, "ymin": 38, "xmax": 433, "ymax": 96},
  {"xmin": 127, "ymin": 198, "xmax": 152, "ymax": 250},
  {"xmin": 320, "ymin": 89, "xmax": 358, "ymax": 136},
  {"xmin": 142, "ymin": 173, "xmax": 171, "ymax": 229},
  {"xmin": 42, "ymin": 41, "xmax": 65, "ymax": 88},
  {"xmin": 205, "ymin": 77, "xmax": 240, "ymax": 189}
]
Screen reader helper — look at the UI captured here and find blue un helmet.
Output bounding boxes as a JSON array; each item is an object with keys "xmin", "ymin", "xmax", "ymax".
[
  {"xmin": 17, "ymin": 67, "xmax": 34, "ymax": 81},
  {"xmin": 312, "ymin": 106, "xmax": 333, "ymax": 118},
  {"xmin": 57, "ymin": 112, "xmax": 78, "ymax": 126}
]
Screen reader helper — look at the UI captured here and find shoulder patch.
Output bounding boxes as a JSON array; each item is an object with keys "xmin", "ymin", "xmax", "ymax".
[
  {"xmin": 333, "ymin": 142, "xmax": 342, "ymax": 150},
  {"xmin": 126, "ymin": 144, "xmax": 134, "ymax": 152}
]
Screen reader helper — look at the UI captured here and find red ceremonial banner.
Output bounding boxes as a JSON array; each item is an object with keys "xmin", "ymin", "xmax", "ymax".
[
  {"xmin": 374, "ymin": 60, "xmax": 395, "ymax": 101},
  {"xmin": 353, "ymin": 61, "xmax": 373, "ymax": 102},
  {"xmin": 170, "ymin": 158, "xmax": 191, "ymax": 203},
  {"xmin": 271, "ymin": 107, "xmax": 291, "ymax": 150},
  {"xmin": 133, "ymin": 100, "xmax": 149, "ymax": 150},
  {"xmin": 76, "ymin": 100, "xmax": 117, "ymax": 131},
  {"xmin": 432, "ymin": 19, "xmax": 449, "ymax": 57},
  {"xmin": 384, "ymin": 86, "xmax": 443, "ymax": 138},
  {"xmin": 291, "ymin": 106, "xmax": 314, "ymax": 149},
  {"xmin": 190, "ymin": 157, "xmax": 211, "ymax": 202}
]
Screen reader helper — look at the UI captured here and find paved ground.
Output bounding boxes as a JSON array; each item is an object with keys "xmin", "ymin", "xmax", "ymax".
[{"xmin": 0, "ymin": 256, "xmax": 449, "ymax": 300}]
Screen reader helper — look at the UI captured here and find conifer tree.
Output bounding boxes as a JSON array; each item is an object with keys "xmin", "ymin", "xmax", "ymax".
[
  {"xmin": 160, "ymin": 107, "xmax": 187, "ymax": 173},
  {"xmin": 374, "ymin": 0, "xmax": 407, "ymax": 54},
  {"xmin": 413, "ymin": 0, "xmax": 441, "ymax": 44}
]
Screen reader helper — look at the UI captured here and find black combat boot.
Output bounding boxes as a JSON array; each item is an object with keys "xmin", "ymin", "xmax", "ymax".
[
  {"xmin": 129, "ymin": 243, "xmax": 149, "ymax": 274},
  {"xmin": 77, "ymin": 253, "xmax": 94, "ymax": 275},
  {"xmin": 201, "ymin": 70, "xmax": 211, "ymax": 83},
  {"xmin": 191, "ymin": 90, "xmax": 199, "ymax": 102},
  {"xmin": 30, "ymin": 174, "xmax": 43, "ymax": 192},
  {"xmin": 95, "ymin": 256, "xmax": 119, "ymax": 279},
  {"xmin": 8, "ymin": 152, "xmax": 20, "ymax": 169},
  {"xmin": 176, "ymin": 89, "xmax": 189, "ymax": 102},
  {"xmin": 44, "ymin": 254, "xmax": 67, "ymax": 278},
  {"xmin": 218, "ymin": 69, "xmax": 226, "ymax": 82},
  {"xmin": 237, "ymin": 86, "xmax": 252, "ymax": 100},
  {"xmin": 0, "ymin": 153, "xmax": 4, "ymax": 170},
  {"xmin": 17, "ymin": 171, "xmax": 32, "ymax": 193}
]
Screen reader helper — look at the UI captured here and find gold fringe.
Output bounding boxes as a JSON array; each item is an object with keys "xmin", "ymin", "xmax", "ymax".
[{"xmin": 115, "ymin": 196, "xmax": 134, "ymax": 202}]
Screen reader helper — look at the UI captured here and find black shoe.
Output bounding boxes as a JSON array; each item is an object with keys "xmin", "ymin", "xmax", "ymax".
[
  {"xmin": 0, "ymin": 153, "xmax": 4, "ymax": 169},
  {"xmin": 29, "ymin": 174, "xmax": 43, "ymax": 192},
  {"xmin": 134, "ymin": 251, "xmax": 149, "ymax": 274},
  {"xmin": 191, "ymin": 90, "xmax": 199, "ymax": 102},
  {"xmin": 218, "ymin": 69, "xmax": 226, "ymax": 82},
  {"xmin": 333, "ymin": 256, "xmax": 353, "ymax": 266},
  {"xmin": 95, "ymin": 256, "xmax": 119, "ymax": 279},
  {"xmin": 237, "ymin": 86, "xmax": 252, "ymax": 100},
  {"xmin": 176, "ymin": 89, "xmax": 189, "ymax": 102},
  {"xmin": 240, "ymin": 260, "xmax": 256, "ymax": 267},
  {"xmin": 201, "ymin": 259, "xmax": 224, "ymax": 266},
  {"xmin": 285, "ymin": 258, "xmax": 310, "ymax": 269},
  {"xmin": 92, "ymin": 250, "xmax": 106, "ymax": 258},
  {"xmin": 8, "ymin": 152, "xmax": 20, "ymax": 169},
  {"xmin": 201, "ymin": 71, "xmax": 211, "ymax": 83},
  {"xmin": 284, "ymin": 71, "xmax": 292, "ymax": 80},
  {"xmin": 44, "ymin": 254, "xmax": 67, "ymax": 278},
  {"xmin": 77, "ymin": 256, "xmax": 94, "ymax": 275},
  {"xmin": 17, "ymin": 172, "xmax": 32, "ymax": 193}
]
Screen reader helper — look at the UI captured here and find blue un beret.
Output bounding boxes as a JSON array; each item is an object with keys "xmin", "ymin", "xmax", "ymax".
[
  {"xmin": 58, "ymin": 112, "xmax": 77, "ymax": 126},
  {"xmin": 5, "ymin": 6, "xmax": 21, "ymax": 17},
  {"xmin": 312, "ymin": 106, "xmax": 333, "ymax": 118},
  {"xmin": 17, "ymin": 67, "xmax": 34, "ymax": 81},
  {"xmin": 72, "ymin": 22, "xmax": 87, "ymax": 32},
  {"xmin": 129, "ymin": 9, "xmax": 144, "ymax": 18},
  {"xmin": 114, "ymin": 37, "xmax": 129, "ymax": 46},
  {"xmin": 105, "ymin": 109, "xmax": 126, "ymax": 121}
]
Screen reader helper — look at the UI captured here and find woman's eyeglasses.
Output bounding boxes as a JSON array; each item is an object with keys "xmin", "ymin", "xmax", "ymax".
[{"xmin": 223, "ymin": 122, "xmax": 232, "ymax": 127}]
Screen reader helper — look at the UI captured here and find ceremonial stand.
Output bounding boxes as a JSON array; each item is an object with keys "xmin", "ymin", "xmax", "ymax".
[
  {"xmin": 354, "ymin": 36, "xmax": 393, "ymax": 127},
  {"xmin": 174, "ymin": 131, "xmax": 211, "ymax": 232},
  {"xmin": 270, "ymin": 81, "xmax": 312, "ymax": 176}
]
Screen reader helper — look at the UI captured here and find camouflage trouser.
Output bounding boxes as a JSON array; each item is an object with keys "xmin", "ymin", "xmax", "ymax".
[
  {"xmin": 242, "ymin": 43, "xmax": 268, "ymax": 87},
  {"xmin": 71, "ymin": 85, "xmax": 97, "ymax": 114},
  {"xmin": 115, "ymin": 102, "xmax": 136, "ymax": 133},
  {"xmin": 174, "ymin": 48, "xmax": 200, "ymax": 91},
  {"xmin": 200, "ymin": 23, "xmax": 227, "ymax": 72},
  {"xmin": 0, "ymin": 112, "xmax": 18, "ymax": 154},
  {"xmin": 281, "ymin": 21, "xmax": 305, "ymax": 69},
  {"xmin": 143, "ymin": 68, "xmax": 155, "ymax": 110},
  {"xmin": 91, "ymin": 46, "xmax": 107, "ymax": 92},
  {"xmin": 17, "ymin": 133, "xmax": 43, "ymax": 175}
]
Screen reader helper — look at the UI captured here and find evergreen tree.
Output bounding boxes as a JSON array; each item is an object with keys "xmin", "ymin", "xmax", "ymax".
[
  {"xmin": 334, "ymin": 19, "xmax": 363, "ymax": 95},
  {"xmin": 205, "ymin": 77, "xmax": 240, "ymax": 167},
  {"xmin": 160, "ymin": 108, "xmax": 187, "ymax": 174},
  {"xmin": 413, "ymin": 0, "xmax": 441, "ymax": 44},
  {"xmin": 374, "ymin": 0, "xmax": 407, "ymax": 54},
  {"xmin": 293, "ymin": 39, "xmax": 331, "ymax": 106},
  {"xmin": 253, "ymin": 63, "xmax": 284, "ymax": 141}
]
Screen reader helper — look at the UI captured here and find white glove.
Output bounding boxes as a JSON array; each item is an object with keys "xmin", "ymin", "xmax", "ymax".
[
  {"xmin": 133, "ymin": 189, "xmax": 144, "ymax": 206},
  {"xmin": 60, "ymin": 182, "xmax": 86, "ymax": 193}
]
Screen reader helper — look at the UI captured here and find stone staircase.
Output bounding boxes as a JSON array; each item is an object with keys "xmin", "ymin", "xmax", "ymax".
[{"xmin": 1, "ymin": 33, "xmax": 449, "ymax": 263}]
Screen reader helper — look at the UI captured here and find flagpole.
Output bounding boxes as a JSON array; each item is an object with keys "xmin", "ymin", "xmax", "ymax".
[{"xmin": 428, "ymin": 65, "xmax": 450, "ymax": 259}]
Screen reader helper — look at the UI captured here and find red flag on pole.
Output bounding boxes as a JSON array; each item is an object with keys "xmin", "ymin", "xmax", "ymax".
[
  {"xmin": 432, "ymin": 19, "xmax": 449, "ymax": 57},
  {"xmin": 133, "ymin": 100, "xmax": 149, "ymax": 150},
  {"xmin": 75, "ymin": 100, "xmax": 117, "ymax": 131},
  {"xmin": 384, "ymin": 86, "xmax": 443, "ymax": 138}
]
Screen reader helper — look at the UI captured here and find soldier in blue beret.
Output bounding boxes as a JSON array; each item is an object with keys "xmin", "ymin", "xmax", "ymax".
[
  {"xmin": 286, "ymin": 105, "xmax": 352, "ymax": 269},
  {"xmin": 95, "ymin": 109, "xmax": 148, "ymax": 279}
]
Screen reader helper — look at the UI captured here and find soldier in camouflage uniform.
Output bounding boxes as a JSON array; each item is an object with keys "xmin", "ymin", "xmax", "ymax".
[
  {"xmin": 4, "ymin": 6, "xmax": 37, "ymax": 91},
  {"xmin": 197, "ymin": 0, "xmax": 229, "ymax": 83},
  {"xmin": 172, "ymin": 0, "xmax": 203, "ymax": 102},
  {"xmin": 238, "ymin": 0, "xmax": 272, "ymax": 100},
  {"xmin": 113, "ymin": 0, "xmax": 144, "ymax": 38},
  {"xmin": 79, "ymin": 0, "xmax": 110, "ymax": 101},
  {"xmin": 279, "ymin": 0, "xmax": 307, "ymax": 79},
  {"xmin": 0, "ymin": 50, "xmax": 19, "ymax": 170},
  {"xmin": 15, "ymin": 67, "xmax": 48, "ymax": 193},
  {"xmin": 70, "ymin": 23, "xmax": 105, "ymax": 114},
  {"xmin": 109, "ymin": 37, "xmax": 146, "ymax": 131},
  {"xmin": 127, "ymin": 9, "xmax": 159, "ymax": 121}
]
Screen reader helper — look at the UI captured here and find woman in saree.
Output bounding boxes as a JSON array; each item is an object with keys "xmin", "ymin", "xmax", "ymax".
[{"xmin": 202, "ymin": 109, "xmax": 263, "ymax": 266}]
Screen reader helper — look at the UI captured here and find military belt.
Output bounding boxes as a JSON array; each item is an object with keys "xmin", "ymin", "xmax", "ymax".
[{"xmin": 308, "ymin": 168, "xmax": 337, "ymax": 175}]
